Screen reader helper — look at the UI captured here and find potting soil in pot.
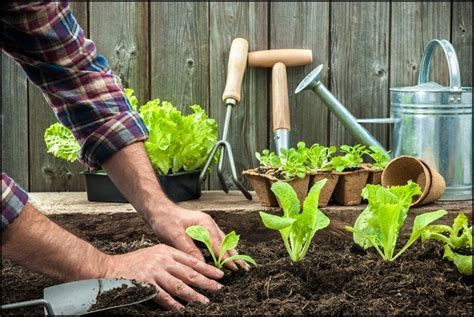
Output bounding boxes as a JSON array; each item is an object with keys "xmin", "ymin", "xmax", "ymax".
[{"xmin": 2, "ymin": 213, "xmax": 472, "ymax": 316}]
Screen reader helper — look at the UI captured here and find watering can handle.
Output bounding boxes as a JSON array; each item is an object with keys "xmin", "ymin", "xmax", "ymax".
[{"xmin": 418, "ymin": 39, "xmax": 462, "ymax": 91}]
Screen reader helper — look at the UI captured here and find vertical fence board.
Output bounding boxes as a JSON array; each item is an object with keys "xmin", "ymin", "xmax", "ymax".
[
  {"xmin": 270, "ymin": 2, "xmax": 330, "ymax": 148},
  {"xmin": 1, "ymin": 54, "xmax": 29, "ymax": 189},
  {"xmin": 330, "ymin": 2, "xmax": 390, "ymax": 148},
  {"xmin": 452, "ymin": 1, "xmax": 472, "ymax": 86},
  {"xmin": 150, "ymin": 2, "xmax": 209, "ymax": 113},
  {"xmin": 89, "ymin": 2, "xmax": 149, "ymax": 104},
  {"xmin": 28, "ymin": 2, "xmax": 88, "ymax": 192},
  {"xmin": 390, "ymin": 2, "xmax": 451, "ymax": 89},
  {"xmin": 209, "ymin": 2, "xmax": 269, "ymax": 190}
]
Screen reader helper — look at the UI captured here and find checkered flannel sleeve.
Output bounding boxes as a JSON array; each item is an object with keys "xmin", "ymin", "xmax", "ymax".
[
  {"xmin": 0, "ymin": 1, "xmax": 148, "ymax": 170},
  {"xmin": 2, "ymin": 173, "xmax": 28, "ymax": 231}
]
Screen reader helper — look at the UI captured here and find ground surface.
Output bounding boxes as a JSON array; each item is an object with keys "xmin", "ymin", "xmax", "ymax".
[{"xmin": 2, "ymin": 213, "xmax": 472, "ymax": 315}]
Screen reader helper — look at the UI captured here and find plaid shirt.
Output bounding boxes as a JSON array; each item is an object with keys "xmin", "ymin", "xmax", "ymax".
[{"xmin": 1, "ymin": 1, "xmax": 149, "ymax": 230}]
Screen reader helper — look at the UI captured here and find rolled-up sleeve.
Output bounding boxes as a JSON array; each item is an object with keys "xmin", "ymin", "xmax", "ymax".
[
  {"xmin": 0, "ymin": 1, "xmax": 148, "ymax": 169},
  {"xmin": 2, "ymin": 173, "xmax": 28, "ymax": 231}
]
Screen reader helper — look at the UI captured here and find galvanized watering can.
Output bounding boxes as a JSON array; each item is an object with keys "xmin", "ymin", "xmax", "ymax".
[{"xmin": 295, "ymin": 39, "xmax": 472, "ymax": 200}]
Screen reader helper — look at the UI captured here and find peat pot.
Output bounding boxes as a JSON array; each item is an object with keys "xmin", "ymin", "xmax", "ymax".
[{"xmin": 82, "ymin": 170, "xmax": 202, "ymax": 203}]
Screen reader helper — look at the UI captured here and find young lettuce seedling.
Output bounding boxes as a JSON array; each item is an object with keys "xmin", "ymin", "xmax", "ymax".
[
  {"xmin": 256, "ymin": 149, "xmax": 280, "ymax": 169},
  {"xmin": 345, "ymin": 181, "xmax": 448, "ymax": 261},
  {"xmin": 278, "ymin": 142, "xmax": 308, "ymax": 179},
  {"xmin": 421, "ymin": 212, "xmax": 472, "ymax": 275},
  {"xmin": 185, "ymin": 226, "xmax": 257, "ymax": 269},
  {"xmin": 367, "ymin": 145, "xmax": 391, "ymax": 170},
  {"xmin": 259, "ymin": 179, "xmax": 330, "ymax": 262},
  {"xmin": 304, "ymin": 144, "xmax": 337, "ymax": 173}
]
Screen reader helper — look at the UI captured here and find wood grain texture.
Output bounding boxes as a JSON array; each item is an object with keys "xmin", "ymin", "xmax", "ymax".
[
  {"xmin": 270, "ymin": 2, "xmax": 330, "ymax": 149},
  {"xmin": 330, "ymin": 2, "xmax": 390, "ymax": 148},
  {"xmin": 452, "ymin": 1, "xmax": 472, "ymax": 86},
  {"xmin": 89, "ymin": 2, "xmax": 149, "ymax": 103},
  {"xmin": 390, "ymin": 2, "xmax": 451, "ymax": 89},
  {"xmin": 209, "ymin": 2, "xmax": 269, "ymax": 190},
  {"xmin": 1, "ymin": 54, "xmax": 29, "ymax": 189},
  {"xmin": 28, "ymin": 2, "xmax": 88, "ymax": 192},
  {"xmin": 150, "ymin": 2, "xmax": 209, "ymax": 113}
]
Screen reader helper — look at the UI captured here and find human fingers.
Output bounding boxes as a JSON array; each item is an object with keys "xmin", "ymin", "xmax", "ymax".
[
  {"xmin": 218, "ymin": 227, "xmax": 251, "ymax": 271},
  {"xmin": 172, "ymin": 250, "xmax": 224, "ymax": 280},
  {"xmin": 168, "ymin": 260, "xmax": 223, "ymax": 291},
  {"xmin": 159, "ymin": 272, "xmax": 210, "ymax": 304},
  {"xmin": 152, "ymin": 283, "xmax": 183, "ymax": 311},
  {"xmin": 169, "ymin": 232, "xmax": 206, "ymax": 262}
]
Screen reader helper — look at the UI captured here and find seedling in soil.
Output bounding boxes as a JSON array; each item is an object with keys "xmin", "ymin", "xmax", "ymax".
[
  {"xmin": 259, "ymin": 179, "xmax": 330, "ymax": 262},
  {"xmin": 278, "ymin": 142, "xmax": 308, "ymax": 179},
  {"xmin": 421, "ymin": 212, "xmax": 473, "ymax": 275},
  {"xmin": 256, "ymin": 149, "xmax": 280, "ymax": 169},
  {"xmin": 367, "ymin": 145, "xmax": 391, "ymax": 170},
  {"xmin": 304, "ymin": 144, "xmax": 337, "ymax": 173},
  {"xmin": 329, "ymin": 144, "xmax": 368, "ymax": 172},
  {"xmin": 345, "ymin": 181, "xmax": 448, "ymax": 261},
  {"xmin": 185, "ymin": 226, "xmax": 257, "ymax": 269}
]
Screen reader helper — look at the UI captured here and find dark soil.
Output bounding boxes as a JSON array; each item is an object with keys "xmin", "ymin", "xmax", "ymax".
[
  {"xmin": 255, "ymin": 166, "xmax": 286, "ymax": 180},
  {"xmin": 2, "ymin": 213, "xmax": 472, "ymax": 315},
  {"xmin": 88, "ymin": 280, "xmax": 156, "ymax": 312}
]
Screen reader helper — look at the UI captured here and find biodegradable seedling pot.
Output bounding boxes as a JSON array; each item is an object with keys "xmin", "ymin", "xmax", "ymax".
[
  {"xmin": 309, "ymin": 172, "xmax": 340, "ymax": 207},
  {"xmin": 270, "ymin": 174, "xmax": 311, "ymax": 207},
  {"xmin": 333, "ymin": 169, "xmax": 370, "ymax": 206},
  {"xmin": 242, "ymin": 169, "xmax": 278, "ymax": 207},
  {"xmin": 83, "ymin": 170, "xmax": 202, "ymax": 203},
  {"xmin": 382, "ymin": 156, "xmax": 445, "ymax": 206},
  {"xmin": 362, "ymin": 163, "xmax": 383, "ymax": 185}
]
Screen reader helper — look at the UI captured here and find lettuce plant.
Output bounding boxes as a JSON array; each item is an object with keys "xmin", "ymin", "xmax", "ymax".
[
  {"xmin": 328, "ymin": 144, "xmax": 369, "ymax": 172},
  {"xmin": 44, "ymin": 122, "xmax": 81, "ymax": 162},
  {"xmin": 421, "ymin": 213, "xmax": 472, "ymax": 275},
  {"xmin": 367, "ymin": 145, "xmax": 391, "ymax": 170},
  {"xmin": 345, "ymin": 181, "xmax": 447, "ymax": 261},
  {"xmin": 185, "ymin": 225, "xmax": 256, "ymax": 268},
  {"xmin": 304, "ymin": 144, "xmax": 336, "ymax": 173},
  {"xmin": 278, "ymin": 142, "xmax": 308, "ymax": 179},
  {"xmin": 255, "ymin": 149, "xmax": 280, "ymax": 169},
  {"xmin": 259, "ymin": 179, "xmax": 330, "ymax": 262}
]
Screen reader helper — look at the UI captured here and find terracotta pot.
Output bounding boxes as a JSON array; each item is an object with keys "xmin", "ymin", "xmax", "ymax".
[
  {"xmin": 309, "ymin": 172, "xmax": 340, "ymax": 207},
  {"xmin": 361, "ymin": 163, "xmax": 383, "ymax": 185},
  {"xmin": 242, "ymin": 169, "xmax": 278, "ymax": 207},
  {"xmin": 269, "ymin": 174, "xmax": 311, "ymax": 207},
  {"xmin": 333, "ymin": 169, "xmax": 370, "ymax": 206},
  {"xmin": 382, "ymin": 156, "xmax": 445, "ymax": 206}
]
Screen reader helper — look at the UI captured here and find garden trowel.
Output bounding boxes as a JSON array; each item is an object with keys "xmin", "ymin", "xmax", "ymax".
[
  {"xmin": 272, "ymin": 62, "xmax": 291, "ymax": 155},
  {"xmin": 1, "ymin": 278, "xmax": 156, "ymax": 316}
]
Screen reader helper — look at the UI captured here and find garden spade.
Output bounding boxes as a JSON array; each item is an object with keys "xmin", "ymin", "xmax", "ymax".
[{"xmin": 1, "ymin": 278, "xmax": 156, "ymax": 316}]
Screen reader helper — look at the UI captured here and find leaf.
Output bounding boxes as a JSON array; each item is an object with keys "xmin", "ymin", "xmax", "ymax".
[
  {"xmin": 271, "ymin": 182, "xmax": 300, "ymax": 217},
  {"xmin": 259, "ymin": 212, "xmax": 296, "ymax": 230},
  {"xmin": 443, "ymin": 245, "xmax": 472, "ymax": 275},
  {"xmin": 219, "ymin": 231, "xmax": 240, "ymax": 262},
  {"xmin": 221, "ymin": 254, "xmax": 257, "ymax": 267},
  {"xmin": 185, "ymin": 225, "xmax": 217, "ymax": 265},
  {"xmin": 44, "ymin": 123, "xmax": 81, "ymax": 162}
]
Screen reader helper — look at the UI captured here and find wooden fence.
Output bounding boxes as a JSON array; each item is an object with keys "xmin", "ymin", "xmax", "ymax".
[{"xmin": 2, "ymin": 2, "xmax": 472, "ymax": 192}]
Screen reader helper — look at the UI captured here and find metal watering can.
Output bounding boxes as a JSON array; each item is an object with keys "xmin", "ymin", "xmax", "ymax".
[{"xmin": 295, "ymin": 39, "xmax": 472, "ymax": 201}]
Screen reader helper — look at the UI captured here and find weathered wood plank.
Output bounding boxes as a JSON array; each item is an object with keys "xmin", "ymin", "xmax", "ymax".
[
  {"xmin": 28, "ymin": 2, "xmax": 89, "ymax": 192},
  {"xmin": 329, "ymin": 2, "xmax": 390, "ymax": 148},
  {"xmin": 390, "ymin": 2, "xmax": 451, "ymax": 89},
  {"xmin": 209, "ymin": 2, "xmax": 269, "ymax": 190},
  {"xmin": 452, "ymin": 1, "xmax": 472, "ymax": 86},
  {"xmin": 270, "ymin": 2, "xmax": 330, "ymax": 148},
  {"xmin": 89, "ymin": 2, "xmax": 149, "ymax": 103},
  {"xmin": 150, "ymin": 2, "xmax": 209, "ymax": 113},
  {"xmin": 1, "ymin": 53, "xmax": 29, "ymax": 189}
]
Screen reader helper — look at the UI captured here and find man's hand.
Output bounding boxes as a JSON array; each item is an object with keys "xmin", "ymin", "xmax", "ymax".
[
  {"xmin": 102, "ymin": 142, "xmax": 249, "ymax": 270},
  {"xmin": 104, "ymin": 244, "xmax": 224, "ymax": 310}
]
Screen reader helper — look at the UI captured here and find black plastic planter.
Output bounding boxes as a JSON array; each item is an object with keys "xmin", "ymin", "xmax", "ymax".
[{"xmin": 82, "ymin": 170, "xmax": 202, "ymax": 203}]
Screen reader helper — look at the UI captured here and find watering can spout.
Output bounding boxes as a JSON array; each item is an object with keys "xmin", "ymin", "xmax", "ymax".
[{"xmin": 295, "ymin": 64, "xmax": 389, "ymax": 155}]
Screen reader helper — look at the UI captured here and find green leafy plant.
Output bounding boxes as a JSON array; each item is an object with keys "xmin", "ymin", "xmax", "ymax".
[
  {"xmin": 421, "ymin": 212, "xmax": 472, "ymax": 275},
  {"xmin": 345, "ymin": 181, "xmax": 447, "ymax": 261},
  {"xmin": 329, "ymin": 144, "xmax": 369, "ymax": 172},
  {"xmin": 278, "ymin": 142, "xmax": 308, "ymax": 179},
  {"xmin": 255, "ymin": 149, "xmax": 280, "ymax": 169},
  {"xmin": 367, "ymin": 145, "xmax": 391, "ymax": 170},
  {"xmin": 304, "ymin": 144, "xmax": 336, "ymax": 173},
  {"xmin": 259, "ymin": 179, "xmax": 330, "ymax": 262},
  {"xmin": 44, "ymin": 122, "xmax": 81, "ymax": 162},
  {"xmin": 124, "ymin": 88, "xmax": 139, "ymax": 111},
  {"xmin": 185, "ymin": 225, "xmax": 257, "ymax": 268}
]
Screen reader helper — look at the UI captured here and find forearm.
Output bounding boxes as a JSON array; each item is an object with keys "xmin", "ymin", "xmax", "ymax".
[
  {"xmin": 101, "ymin": 142, "xmax": 173, "ymax": 226},
  {"xmin": 2, "ymin": 203, "xmax": 109, "ymax": 282}
]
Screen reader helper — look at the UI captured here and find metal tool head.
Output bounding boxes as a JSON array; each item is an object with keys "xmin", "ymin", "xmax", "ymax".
[
  {"xmin": 295, "ymin": 64, "xmax": 324, "ymax": 94},
  {"xmin": 273, "ymin": 129, "xmax": 290, "ymax": 156},
  {"xmin": 44, "ymin": 278, "xmax": 156, "ymax": 315}
]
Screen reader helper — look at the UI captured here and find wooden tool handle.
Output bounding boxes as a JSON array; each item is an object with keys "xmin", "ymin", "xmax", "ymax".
[
  {"xmin": 222, "ymin": 38, "xmax": 249, "ymax": 103},
  {"xmin": 272, "ymin": 62, "xmax": 291, "ymax": 131},
  {"xmin": 249, "ymin": 49, "xmax": 313, "ymax": 68}
]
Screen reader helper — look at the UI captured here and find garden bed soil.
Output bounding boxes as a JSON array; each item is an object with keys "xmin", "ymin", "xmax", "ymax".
[{"xmin": 2, "ymin": 213, "xmax": 472, "ymax": 316}]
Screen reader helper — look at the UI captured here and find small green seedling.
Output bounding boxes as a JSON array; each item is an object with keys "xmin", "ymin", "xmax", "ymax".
[
  {"xmin": 421, "ymin": 212, "xmax": 472, "ymax": 275},
  {"xmin": 328, "ymin": 144, "xmax": 368, "ymax": 172},
  {"xmin": 367, "ymin": 145, "xmax": 391, "ymax": 170},
  {"xmin": 345, "ymin": 181, "xmax": 448, "ymax": 261},
  {"xmin": 278, "ymin": 142, "xmax": 308, "ymax": 179},
  {"xmin": 185, "ymin": 226, "xmax": 256, "ymax": 269},
  {"xmin": 304, "ymin": 144, "xmax": 337, "ymax": 172},
  {"xmin": 256, "ymin": 149, "xmax": 280, "ymax": 169},
  {"xmin": 259, "ymin": 179, "xmax": 330, "ymax": 262}
]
